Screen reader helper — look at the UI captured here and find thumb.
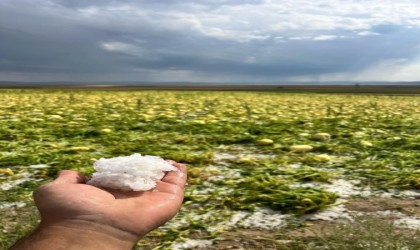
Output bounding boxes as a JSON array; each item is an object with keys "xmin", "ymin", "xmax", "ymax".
[{"xmin": 52, "ymin": 170, "xmax": 87, "ymax": 185}]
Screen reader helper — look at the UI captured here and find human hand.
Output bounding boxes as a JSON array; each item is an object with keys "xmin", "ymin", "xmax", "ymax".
[{"xmin": 11, "ymin": 161, "xmax": 187, "ymax": 250}]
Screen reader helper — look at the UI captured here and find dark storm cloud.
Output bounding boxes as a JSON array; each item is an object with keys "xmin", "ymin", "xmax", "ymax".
[
  {"xmin": 1, "ymin": 0, "xmax": 420, "ymax": 82},
  {"xmin": 0, "ymin": 2, "xmax": 113, "ymax": 73}
]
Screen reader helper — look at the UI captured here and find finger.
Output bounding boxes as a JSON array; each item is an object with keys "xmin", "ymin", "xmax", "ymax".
[
  {"xmin": 161, "ymin": 162, "xmax": 187, "ymax": 188},
  {"xmin": 52, "ymin": 170, "xmax": 87, "ymax": 185},
  {"xmin": 153, "ymin": 180, "xmax": 184, "ymax": 195}
]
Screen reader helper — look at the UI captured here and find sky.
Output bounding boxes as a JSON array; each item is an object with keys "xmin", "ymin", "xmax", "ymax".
[{"xmin": 1, "ymin": 0, "xmax": 420, "ymax": 83}]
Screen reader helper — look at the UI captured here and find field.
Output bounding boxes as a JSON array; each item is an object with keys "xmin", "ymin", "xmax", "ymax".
[{"xmin": 0, "ymin": 90, "xmax": 419, "ymax": 249}]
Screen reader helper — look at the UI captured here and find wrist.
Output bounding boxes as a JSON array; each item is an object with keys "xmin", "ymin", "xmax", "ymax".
[{"xmin": 11, "ymin": 219, "xmax": 138, "ymax": 250}]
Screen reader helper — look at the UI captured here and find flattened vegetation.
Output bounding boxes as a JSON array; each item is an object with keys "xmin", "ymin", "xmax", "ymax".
[{"xmin": 0, "ymin": 90, "xmax": 419, "ymax": 249}]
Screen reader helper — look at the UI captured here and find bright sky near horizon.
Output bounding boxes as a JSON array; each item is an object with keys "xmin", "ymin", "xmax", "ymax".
[{"xmin": 1, "ymin": 0, "xmax": 420, "ymax": 83}]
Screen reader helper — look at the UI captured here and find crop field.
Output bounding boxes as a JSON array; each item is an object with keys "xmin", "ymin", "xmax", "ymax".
[{"xmin": 0, "ymin": 90, "xmax": 419, "ymax": 249}]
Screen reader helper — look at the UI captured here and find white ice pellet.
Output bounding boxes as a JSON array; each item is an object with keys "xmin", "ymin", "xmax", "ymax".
[
  {"xmin": 87, "ymin": 153, "xmax": 177, "ymax": 191},
  {"xmin": 171, "ymin": 239, "xmax": 214, "ymax": 250}
]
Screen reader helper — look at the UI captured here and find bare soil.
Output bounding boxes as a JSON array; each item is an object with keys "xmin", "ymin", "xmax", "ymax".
[
  {"xmin": 198, "ymin": 197, "xmax": 420, "ymax": 250},
  {"xmin": 345, "ymin": 197, "xmax": 420, "ymax": 216}
]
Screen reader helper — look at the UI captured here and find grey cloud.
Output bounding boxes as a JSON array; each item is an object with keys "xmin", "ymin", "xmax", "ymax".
[
  {"xmin": 1, "ymin": 0, "xmax": 420, "ymax": 82},
  {"xmin": 51, "ymin": 0, "xmax": 265, "ymax": 9}
]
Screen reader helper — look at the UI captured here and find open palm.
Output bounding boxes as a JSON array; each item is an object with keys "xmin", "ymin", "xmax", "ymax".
[{"xmin": 33, "ymin": 162, "xmax": 187, "ymax": 240}]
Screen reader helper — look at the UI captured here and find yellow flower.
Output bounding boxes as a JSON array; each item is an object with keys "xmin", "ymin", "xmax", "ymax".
[
  {"xmin": 314, "ymin": 154, "xmax": 333, "ymax": 162},
  {"xmin": 289, "ymin": 145, "xmax": 313, "ymax": 153},
  {"xmin": 313, "ymin": 133, "xmax": 331, "ymax": 141},
  {"xmin": 299, "ymin": 133, "xmax": 310, "ymax": 137},
  {"xmin": 257, "ymin": 139, "xmax": 274, "ymax": 145},
  {"xmin": 192, "ymin": 120, "xmax": 206, "ymax": 125},
  {"xmin": 69, "ymin": 146, "xmax": 91, "ymax": 151},
  {"xmin": 236, "ymin": 157, "xmax": 255, "ymax": 164},
  {"xmin": 139, "ymin": 114, "xmax": 152, "ymax": 121},
  {"xmin": 49, "ymin": 115, "xmax": 63, "ymax": 120},
  {"xmin": 0, "ymin": 168, "xmax": 14, "ymax": 176},
  {"xmin": 352, "ymin": 131, "xmax": 367, "ymax": 138},
  {"xmin": 360, "ymin": 141, "xmax": 373, "ymax": 147}
]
